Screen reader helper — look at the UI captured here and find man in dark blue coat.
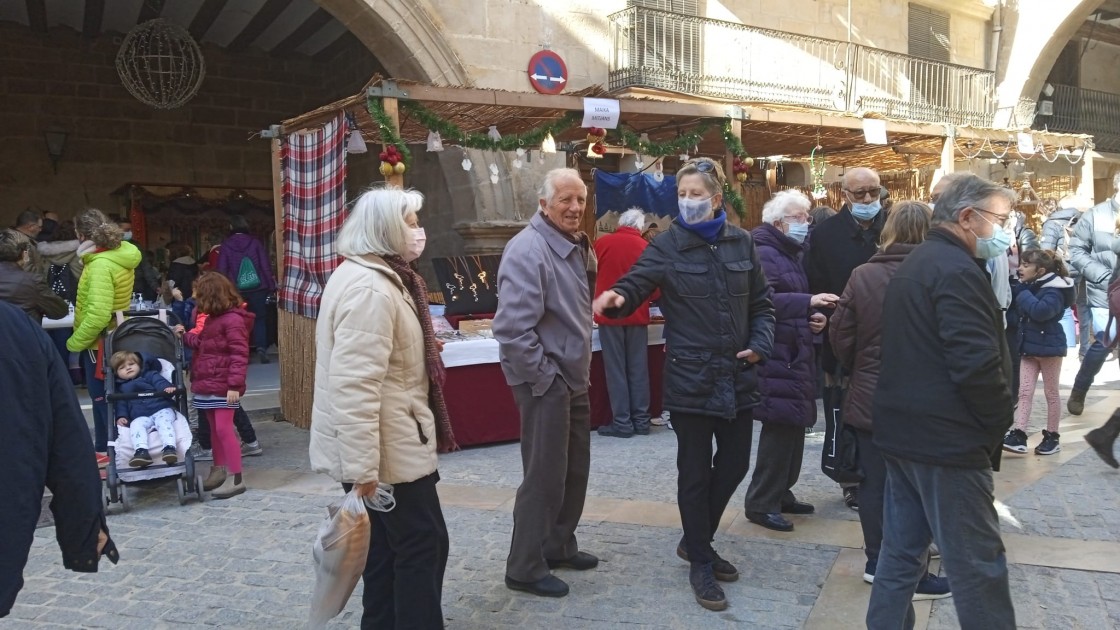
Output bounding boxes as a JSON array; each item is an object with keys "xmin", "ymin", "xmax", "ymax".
[{"xmin": 0, "ymin": 301, "xmax": 118, "ymax": 617}]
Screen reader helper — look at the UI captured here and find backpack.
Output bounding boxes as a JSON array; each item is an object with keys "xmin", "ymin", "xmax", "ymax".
[
  {"xmin": 48, "ymin": 263, "xmax": 77, "ymax": 302},
  {"xmin": 236, "ymin": 256, "xmax": 261, "ymax": 291}
]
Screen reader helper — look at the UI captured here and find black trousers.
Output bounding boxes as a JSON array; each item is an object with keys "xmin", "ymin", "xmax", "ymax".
[
  {"xmin": 744, "ymin": 422, "xmax": 805, "ymax": 513},
  {"xmin": 195, "ymin": 406, "xmax": 256, "ymax": 449},
  {"xmin": 672, "ymin": 411, "xmax": 753, "ymax": 564},
  {"xmin": 856, "ymin": 428, "xmax": 887, "ymax": 571},
  {"xmin": 344, "ymin": 472, "xmax": 449, "ymax": 630}
]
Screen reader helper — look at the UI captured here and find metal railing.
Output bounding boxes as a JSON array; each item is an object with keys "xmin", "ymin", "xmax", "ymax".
[
  {"xmin": 608, "ymin": 6, "xmax": 995, "ymax": 127},
  {"xmin": 1035, "ymin": 84, "xmax": 1120, "ymax": 153}
]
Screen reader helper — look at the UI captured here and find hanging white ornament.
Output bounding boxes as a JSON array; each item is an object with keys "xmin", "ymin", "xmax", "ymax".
[
  {"xmin": 490, "ymin": 173, "xmax": 500, "ymax": 184},
  {"xmin": 516, "ymin": 148, "xmax": 526, "ymax": 157},
  {"xmin": 346, "ymin": 129, "xmax": 367, "ymax": 154},
  {"xmin": 634, "ymin": 154, "xmax": 645, "ymax": 169},
  {"xmin": 541, "ymin": 132, "xmax": 557, "ymax": 153},
  {"xmin": 488, "ymin": 126, "xmax": 502, "ymax": 142},
  {"xmin": 652, "ymin": 159, "xmax": 665, "ymax": 183},
  {"xmin": 678, "ymin": 153, "xmax": 690, "ymax": 162},
  {"xmin": 489, "ymin": 163, "xmax": 499, "ymax": 175},
  {"xmin": 513, "ymin": 158, "xmax": 523, "ymax": 169},
  {"xmin": 461, "ymin": 158, "xmax": 472, "ymax": 171},
  {"xmin": 426, "ymin": 131, "xmax": 444, "ymax": 152}
]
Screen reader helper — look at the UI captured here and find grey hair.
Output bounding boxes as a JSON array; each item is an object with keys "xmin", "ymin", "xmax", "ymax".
[
  {"xmin": 336, "ymin": 186, "xmax": 424, "ymax": 258},
  {"xmin": 539, "ymin": 168, "xmax": 585, "ymax": 205},
  {"xmin": 930, "ymin": 173, "xmax": 1017, "ymax": 226},
  {"xmin": 761, "ymin": 189, "xmax": 811, "ymax": 224},
  {"xmin": 1113, "ymin": 171, "xmax": 1120, "ymax": 192},
  {"xmin": 618, "ymin": 207, "xmax": 646, "ymax": 231},
  {"xmin": 0, "ymin": 229, "xmax": 28, "ymax": 262}
]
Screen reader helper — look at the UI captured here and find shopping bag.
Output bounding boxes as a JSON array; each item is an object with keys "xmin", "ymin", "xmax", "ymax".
[
  {"xmin": 821, "ymin": 386, "xmax": 863, "ymax": 484},
  {"xmin": 307, "ymin": 490, "xmax": 370, "ymax": 629}
]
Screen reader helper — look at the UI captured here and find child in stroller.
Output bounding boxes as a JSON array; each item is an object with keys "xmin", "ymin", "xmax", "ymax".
[{"xmin": 110, "ymin": 350, "xmax": 179, "ymax": 468}]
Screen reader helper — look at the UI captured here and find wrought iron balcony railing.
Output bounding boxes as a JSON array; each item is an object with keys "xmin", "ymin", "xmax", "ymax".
[
  {"xmin": 608, "ymin": 6, "xmax": 996, "ymax": 127},
  {"xmin": 1034, "ymin": 84, "xmax": 1120, "ymax": 153}
]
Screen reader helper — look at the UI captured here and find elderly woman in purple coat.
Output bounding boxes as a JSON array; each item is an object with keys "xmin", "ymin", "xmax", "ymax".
[{"xmin": 743, "ymin": 190, "xmax": 839, "ymax": 532}]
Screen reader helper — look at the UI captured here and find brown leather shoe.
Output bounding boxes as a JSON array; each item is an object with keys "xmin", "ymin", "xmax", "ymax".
[{"xmin": 202, "ymin": 465, "xmax": 227, "ymax": 491}]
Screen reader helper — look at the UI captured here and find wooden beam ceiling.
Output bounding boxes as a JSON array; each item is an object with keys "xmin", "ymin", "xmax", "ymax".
[
  {"xmin": 1078, "ymin": 19, "xmax": 1120, "ymax": 47},
  {"xmin": 25, "ymin": 0, "xmax": 47, "ymax": 33},
  {"xmin": 271, "ymin": 7, "xmax": 332, "ymax": 57},
  {"xmin": 188, "ymin": 0, "xmax": 226, "ymax": 41},
  {"xmin": 82, "ymin": 0, "xmax": 104, "ymax": 38},
  {"xmin": 227, "ymin": 0, "xmax": 293, "ymax": 52},
  {"xmin": 1095, "ymin": 0, "xmax": 1120, "ymax": 17},
  {"xmin": 312, "ymin": 30, "xmax": 355, "ymax": 62},
  {"xmin": 136, "ymin": 0, "xmax": 164, "ymax": 24}
]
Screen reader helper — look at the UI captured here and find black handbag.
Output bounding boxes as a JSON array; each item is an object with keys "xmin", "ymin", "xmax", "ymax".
[{"xmin": 821, "ymin": 386, "xmax": 863, "ymax": 483}]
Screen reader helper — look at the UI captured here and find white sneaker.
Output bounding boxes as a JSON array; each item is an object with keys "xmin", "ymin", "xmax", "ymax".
[
  {"xmin": 651, "ymin": 411, "xmax": 670, "ymax": 426},
  {"xmin": 191, "ymin": 444, "xmax": 213, "ymax": 461}
]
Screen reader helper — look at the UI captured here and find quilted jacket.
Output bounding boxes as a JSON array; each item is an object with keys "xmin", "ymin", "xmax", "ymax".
[
  {"xmin": 183, "ymin": 307, "xmax": 254, "ymax": 397},
  {"xmin": 309, "ymin": 255, "xmax": 438, "ymax": 486},
  {"xmin": 67, "ymin": 242, "xmax": 142, "ymax": 352}
]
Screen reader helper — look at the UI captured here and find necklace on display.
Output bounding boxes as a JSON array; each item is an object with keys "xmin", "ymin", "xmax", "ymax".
[
  {"xmin": 470, "ymin": 255, "xmax": 491, "ymax": 290},
  {"xmin": 445, "ymin": 282, "xmax": 459, "ymax": 301}
]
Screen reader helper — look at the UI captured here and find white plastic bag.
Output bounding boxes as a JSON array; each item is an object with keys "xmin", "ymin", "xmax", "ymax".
[{"xmin": 307, "ymin": 490, "xmax": 370, "ymax": 629}]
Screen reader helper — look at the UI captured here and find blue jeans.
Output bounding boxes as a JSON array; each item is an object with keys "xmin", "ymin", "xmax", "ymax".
[
  {"xmin": 1073, "ymin": 307, "xmax": 1117, "ymax": 392},
  {"xmin": 867, "ymin": 456, "xmax": 1015, "ymax": 630},
  {"xmin": 80, "ymin": 348, "xmax": 108, "ymax": 452},
  {"xmin": 243, "ymin": 290, "xmax": 269, "ymax": 352}
]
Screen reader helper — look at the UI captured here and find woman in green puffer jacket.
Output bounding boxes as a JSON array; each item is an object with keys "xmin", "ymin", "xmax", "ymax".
[{"xmin": 66, "ymin": 208, "xmax": 142, "ymax": 463}]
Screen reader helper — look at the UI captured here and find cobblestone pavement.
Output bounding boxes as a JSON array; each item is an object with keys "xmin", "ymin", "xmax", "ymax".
[{"xmin": 10, "ymin": 360, "xmax": 1120, "ymax": 628}]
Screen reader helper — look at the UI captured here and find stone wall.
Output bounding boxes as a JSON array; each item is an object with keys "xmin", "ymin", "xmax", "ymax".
[{"xmin": 0, "ymin": 23, "xmax": 381, "ymax": 226}]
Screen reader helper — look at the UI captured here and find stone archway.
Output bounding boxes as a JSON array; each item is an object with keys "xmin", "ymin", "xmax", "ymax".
[
  {"xmin": 316, "ymin": 0, "xmax": 472, "ymax": 86},
  {"xmin": 995, "ymin": 0, "xmax": 1105, "ymax": 127}
]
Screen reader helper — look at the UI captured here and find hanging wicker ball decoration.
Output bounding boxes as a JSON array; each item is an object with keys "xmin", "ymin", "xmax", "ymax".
[{"xmin": 116, "ymin": 19, "xmax": 206, "ymax": 109}]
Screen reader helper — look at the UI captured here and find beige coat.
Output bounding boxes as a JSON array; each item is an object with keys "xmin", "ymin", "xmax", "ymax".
[{"xmin": 309, "ymin": 255, "xmax": 437, "ymax": 485}]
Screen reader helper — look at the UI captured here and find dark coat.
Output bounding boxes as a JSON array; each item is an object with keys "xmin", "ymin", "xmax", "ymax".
[
  {"xmin": 0, "ymin": 301, "xmax": 118, "ymax": 617},
  {"xmin": 873, "ymin": 228, "xmax": 1014, "ymax": 471},
  {"xmin": 751, "ymin": 224, "xmax": 816, "ymax": 427},
  {"xmin": 608, "ymin": 216, "xmax": 776, "ymax": 419},
  {"xmin": 184, "ymin": 306, "xmax": 254, "ymax": 396},
  {"xmin": 0, "ymin": 261, "xmax": 69, "ymax": 321},
  {"xmin": 167, "ymin": 257, "xmax": 199, "ymax": 299},
  {"xmin": 113, "ymin": 352, "xmax": 176, "ymax": 421},
  {"xmin": 829, "ymin": 243, "xmax": 917, "ymax": 432},
  {"xmin": 1010, "ymin": 273, "xmax": 1075, "ymax": 358},
  {"xmin": 1068, "ymin": 198, "xmax": 1119, "ymax": 308},
  {"xmin": 216, "ymin": 232, "xmax": 276, "ymax": 293}
]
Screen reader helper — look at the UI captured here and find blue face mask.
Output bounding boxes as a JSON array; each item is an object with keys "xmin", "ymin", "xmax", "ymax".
[
  {"xmin": 678, "ymin": 196, "xmax": 714, "ymax": 224},
  {"xmin": 786, "ymin": 222, "xmax": 809, "ymax": 244},
  {"xmin": 971, "ymin": 212, "xmax": 1013, "ymax": 260},
  {"xmin": 850, "ymin": 200, "xmax": 881, "ymax": 221}
]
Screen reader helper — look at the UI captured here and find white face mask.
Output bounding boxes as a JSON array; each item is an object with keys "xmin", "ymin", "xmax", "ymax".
[
  {"xmin": 403, "ymin": 227, "xmax": 426, "ymax": 262},
  {"xmin": 122, "ymin": 231, "xmax": 133, "ymax": 241},
  {"xmin": 678, "ymin": 196, "xmax": 714, "ymax": 224}
]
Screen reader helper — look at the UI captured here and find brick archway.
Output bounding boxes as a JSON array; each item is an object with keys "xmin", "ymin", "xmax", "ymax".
[{"xmin": 317, "ymin": 0, "xmax": 472, "ymax": 86}]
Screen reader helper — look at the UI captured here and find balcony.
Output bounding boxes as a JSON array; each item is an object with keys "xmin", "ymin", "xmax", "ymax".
[
  {"xmin": 608, "ymin": 6, "xmax": 996, "ymax": 127},
  {"xmin": 1034, "ymin": 84, "xmax": 1120, "ymax": 153}
]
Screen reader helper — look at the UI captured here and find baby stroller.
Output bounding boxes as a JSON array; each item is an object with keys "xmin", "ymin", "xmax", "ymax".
[{"xmin": 102, "ymin": 309, "xmax": 203, "ymax": 510}]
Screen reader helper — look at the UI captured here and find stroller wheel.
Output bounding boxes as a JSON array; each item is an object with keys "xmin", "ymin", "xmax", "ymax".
[
  {"xmin": 119, "ymin": 485, "xmax": 130, "ymax": 512},
  {"xmin": 176, "ymin": 477, "xmax": 188, "ymax": 506},
  {"xmin": 196, "ymin": 474, "xmax": 206, "ymax": 502}
]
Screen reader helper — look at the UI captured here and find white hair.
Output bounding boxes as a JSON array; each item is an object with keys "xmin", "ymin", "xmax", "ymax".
[
  {"xmin": 618, "ymin": 207, "xmax": 646, "ymax": 231},
  {"xmin": 761, "ymin": 190, "xmax": 811, "ymax": 224},
  {"xmin": 336, "ymin": 186, "xmax": 424, "ymax": 258},
  {"xmin": 539, "ymin": 168, "xmax": 585, "ymax": 205}
]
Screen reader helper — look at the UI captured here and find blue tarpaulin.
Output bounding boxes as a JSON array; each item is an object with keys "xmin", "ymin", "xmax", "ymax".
[{"xmin": 594, "ymin": 170, "xmax": 678, "ymax": 219}]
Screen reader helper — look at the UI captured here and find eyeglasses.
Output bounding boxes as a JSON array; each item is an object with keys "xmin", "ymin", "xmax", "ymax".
[
  {"xmin": 843, "ymin": 186, "xmax": 883, "ymax": 200},
  {"xmin": 972, "ymin": 206, "xmax": 1011, "ymax": 228},
  {"xmin": 781, "ymin": 215, "xmax": 813, "ymax": 225}
]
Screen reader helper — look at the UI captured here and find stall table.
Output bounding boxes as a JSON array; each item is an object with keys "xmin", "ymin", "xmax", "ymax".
[{"xmin": 440, "ymin": 325, "xmax": 665, "ymax": 446}]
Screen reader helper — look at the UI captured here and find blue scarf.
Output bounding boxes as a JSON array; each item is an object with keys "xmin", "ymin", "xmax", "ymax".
[{"xmin": 678, "ymin": 210, "xmax": 726, "ymax": 244}]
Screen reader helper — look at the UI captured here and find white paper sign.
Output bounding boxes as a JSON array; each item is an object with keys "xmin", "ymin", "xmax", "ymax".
[
  {"xmin": 1017, "ymin": 132, "xmax": 1036, "ymax": 154},
  {"xmin": 582, "ymin": 98, "xmax": 620, "ymax": 129},
  {"xmin": 862, "ymin": 118, "xmax": 888, "ymax": 145}
]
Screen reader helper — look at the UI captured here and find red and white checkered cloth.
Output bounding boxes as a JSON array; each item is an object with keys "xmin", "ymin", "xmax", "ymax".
[{"xmin": 280, "ymin": 112, "xmax": 347, "ymax": 318}]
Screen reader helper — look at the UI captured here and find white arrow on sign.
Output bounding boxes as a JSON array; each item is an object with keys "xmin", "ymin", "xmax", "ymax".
[{"xmin": 530, "ymin": 73, "xmax": 566, "ymax": 83}]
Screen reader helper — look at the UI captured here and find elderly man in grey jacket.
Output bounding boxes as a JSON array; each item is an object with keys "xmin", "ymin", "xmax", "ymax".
[{"xmin": 494, "ymin": 168, "xmax": 599, "ymax": 599}]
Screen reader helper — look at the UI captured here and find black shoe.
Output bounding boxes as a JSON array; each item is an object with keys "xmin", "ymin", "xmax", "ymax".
[
  {"xmin": 257, "ymin": 348, "xmax": 271, "ymax": 364},
  {"xmin": 1085, "ymin": 412, "xmax": 1120, "ymax": 468},
  {"xmin": 843, "ymin": 486, "xmax": 860, "ymax": 511},
  {"xmin": 634, "ymin": 427, "xmax": 650, "ymax": 436},
  {"xmin": 689, "ymin": 562, "xmax": 728, "ymax": 611},
  {"xmin": 676, "ymin": 543, "xmax": 739, "ymax": 582},
  {"xmin": 780, "ymin": 500, "xmax": 815, "ymax": 515},
  {"xmin": 129, "ymin": 448, "xmax": 152, "ymax": 468},
  {"xmin": 596, "ymin": 426, "xmax": 633, "ymax": 438},
  {"xmin": 745, "ymin": 511, "xmax": 794, "ymax": 532},
  {"xmin": 546, "ymin": 551, "xmax": 599, "ymax": 571},
  {"xmin": 505, "ymin": 574, "xmax": 569, "ymax": 597},
  {"xmin": 1034, "ymin": 430, "xmax": 1061, "ymax": 455},
  {"xmin": 161, "ymin": 445, "xmax": 178, "ymax": 465},
  {"xmin": 1067, "ymin": 388, "xmax": 1086, "ymax": 415},
  {"xmin": 1002, "ymin": 428, "xmax": 1028, "ymax": 454}
]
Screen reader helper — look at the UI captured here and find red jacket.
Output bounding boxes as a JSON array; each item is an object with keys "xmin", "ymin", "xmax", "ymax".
[
  {"xmin": 594, "ymin": 226, "xmax": 658, "ymax": 326},
  {"xmin": 184, "ymin": 306, "xmax": 254, "ymax": 396}
]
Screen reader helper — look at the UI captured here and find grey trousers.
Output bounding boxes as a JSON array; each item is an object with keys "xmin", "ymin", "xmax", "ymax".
[
  {"xmin": 744, "ymin": 422, "xmax": 805, "ymax": 513},
  {"xmin": 867, "ymin": 456, "xmax": 1015, "ymax": 630},
  {"xmin": 599, "ymin": 325, "xmax": 651, "ymax": 434},
  {"xmin": 506, "ymin": 376, "xmax": 591, "ymax": 582}
]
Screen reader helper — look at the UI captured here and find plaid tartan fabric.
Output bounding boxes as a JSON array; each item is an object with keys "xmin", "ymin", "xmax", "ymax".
[{"xmin": 280, "ymin": 113, "xmax": 347, "ymax": 318}]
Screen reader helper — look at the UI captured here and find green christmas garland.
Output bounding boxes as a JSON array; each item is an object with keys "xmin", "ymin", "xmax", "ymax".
[
  {"xmin": 367, "ymin": 98, "xmax": 412, "ymax": 168},
  {"xmin": 722, "ymin": 119, "xmax": 750, "ymax": 160},
  {"xmin": 400, "ymin": 100, "xmax": 583, "ymax": 152},
  {"xmin": 614, "ymin": 123, "xmax": 711, "ymax": 157},
  {"xmin": 723, "ymin": 184, "xmax": 746, "ymax": 219}
]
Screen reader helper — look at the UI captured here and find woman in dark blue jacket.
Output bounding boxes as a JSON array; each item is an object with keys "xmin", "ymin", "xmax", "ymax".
[{"xmin": 1004, "ymin": 249, "xmax": 1075, "ymax": 456}]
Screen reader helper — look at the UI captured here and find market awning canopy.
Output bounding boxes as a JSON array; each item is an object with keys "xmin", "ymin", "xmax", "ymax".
[{"xmin": 280, "ymin": 77, "xmax": 1093, "ymax": 173}]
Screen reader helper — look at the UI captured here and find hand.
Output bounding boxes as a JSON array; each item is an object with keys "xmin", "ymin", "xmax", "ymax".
[
  {"xmin": 736, "ymin": 348, "xmax": 762, "ymax": 364},
  {"xmin": 810, "ymin": 293, "xmax": 840, "ymax": 309},
  {"xmin": 353, "ymin": 480, "xmax": 379, "ymax": 498},
  {"xmin": 116, "ymin": 418, "xmax": 129, "ymax": 427},
  {"xmin": 226, "ymin": 390, "xmax": 240, "ymax": 406},
  {"xmin": 171, "ymin": 288, "xmax": 183, "ymax": 302},
  {"xmin": 436, "ymin": 339, "xmax": 445, "ymax": 353},
  {"xmin": 163, "ymin": 386, "xmax": 176, "ymax": 394},
  {"xmin": 592, "ymin": 290, "xmax": 626, "ymax": 316},
  {"xmin": 172, "ymin": 324, "xmax": 185, "ymax": 337},
  {"xmin": 809, "ymin": 312, "xmax": 827, "ymax": 334}
]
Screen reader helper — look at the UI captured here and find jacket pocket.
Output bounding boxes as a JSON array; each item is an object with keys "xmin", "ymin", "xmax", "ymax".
[
  {"xmin": 724, "ymin": 260, "xmax": 754, "ymax": 296},
  {"xmin": 671, "ymin": 262, "xmax": 710, "ymax": 298},
  {"xmin": 666, "ymin": 349, "xmax": 715, "ymax": 401}
]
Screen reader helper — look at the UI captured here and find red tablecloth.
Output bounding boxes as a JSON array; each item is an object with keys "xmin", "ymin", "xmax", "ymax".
[{"xmin": 442, "ymin": 345, "xmax": 665, "ymax": 447}]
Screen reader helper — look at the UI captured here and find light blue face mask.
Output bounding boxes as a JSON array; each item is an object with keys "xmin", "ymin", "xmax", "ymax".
[
  {"xmin": 786, "ymin": 222, "xmax": 809, "ymax": 244},
  {"xmin": 850, "ymin": 200, "xmax": 881, "ymax": 221},
  {"xmin": 678, "ymin": 196, "xmax": 714, "ymax": 224},
  {"xmin": 971, "ymin": 212, "xmax": 1012, "ymax": 260}
]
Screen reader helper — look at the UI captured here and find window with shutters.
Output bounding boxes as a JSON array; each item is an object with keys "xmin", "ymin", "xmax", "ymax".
[
  {"xmin": 629, "ymin": 0, "xmax": 701, "ymax": 76},
  {"xmin": 908, "ymin": 3, "xmax": 951, "ymax": 63}
]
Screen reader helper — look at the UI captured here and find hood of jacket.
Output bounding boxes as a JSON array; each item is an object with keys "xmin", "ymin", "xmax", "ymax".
[
  {"xmin": 751, "ymin": 222, "xmax": 808, "ymax": 258},
  {"xmin": 1035, "ymin": 272, "xmax": 1075, "ymax": 291},
  {"xmin": 221, "ymin": 233, "xmax": 258, "ymax": 255},
  {"xmin": 82, "ymin": 240, "xmax": 142, "ymax": 270}
]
